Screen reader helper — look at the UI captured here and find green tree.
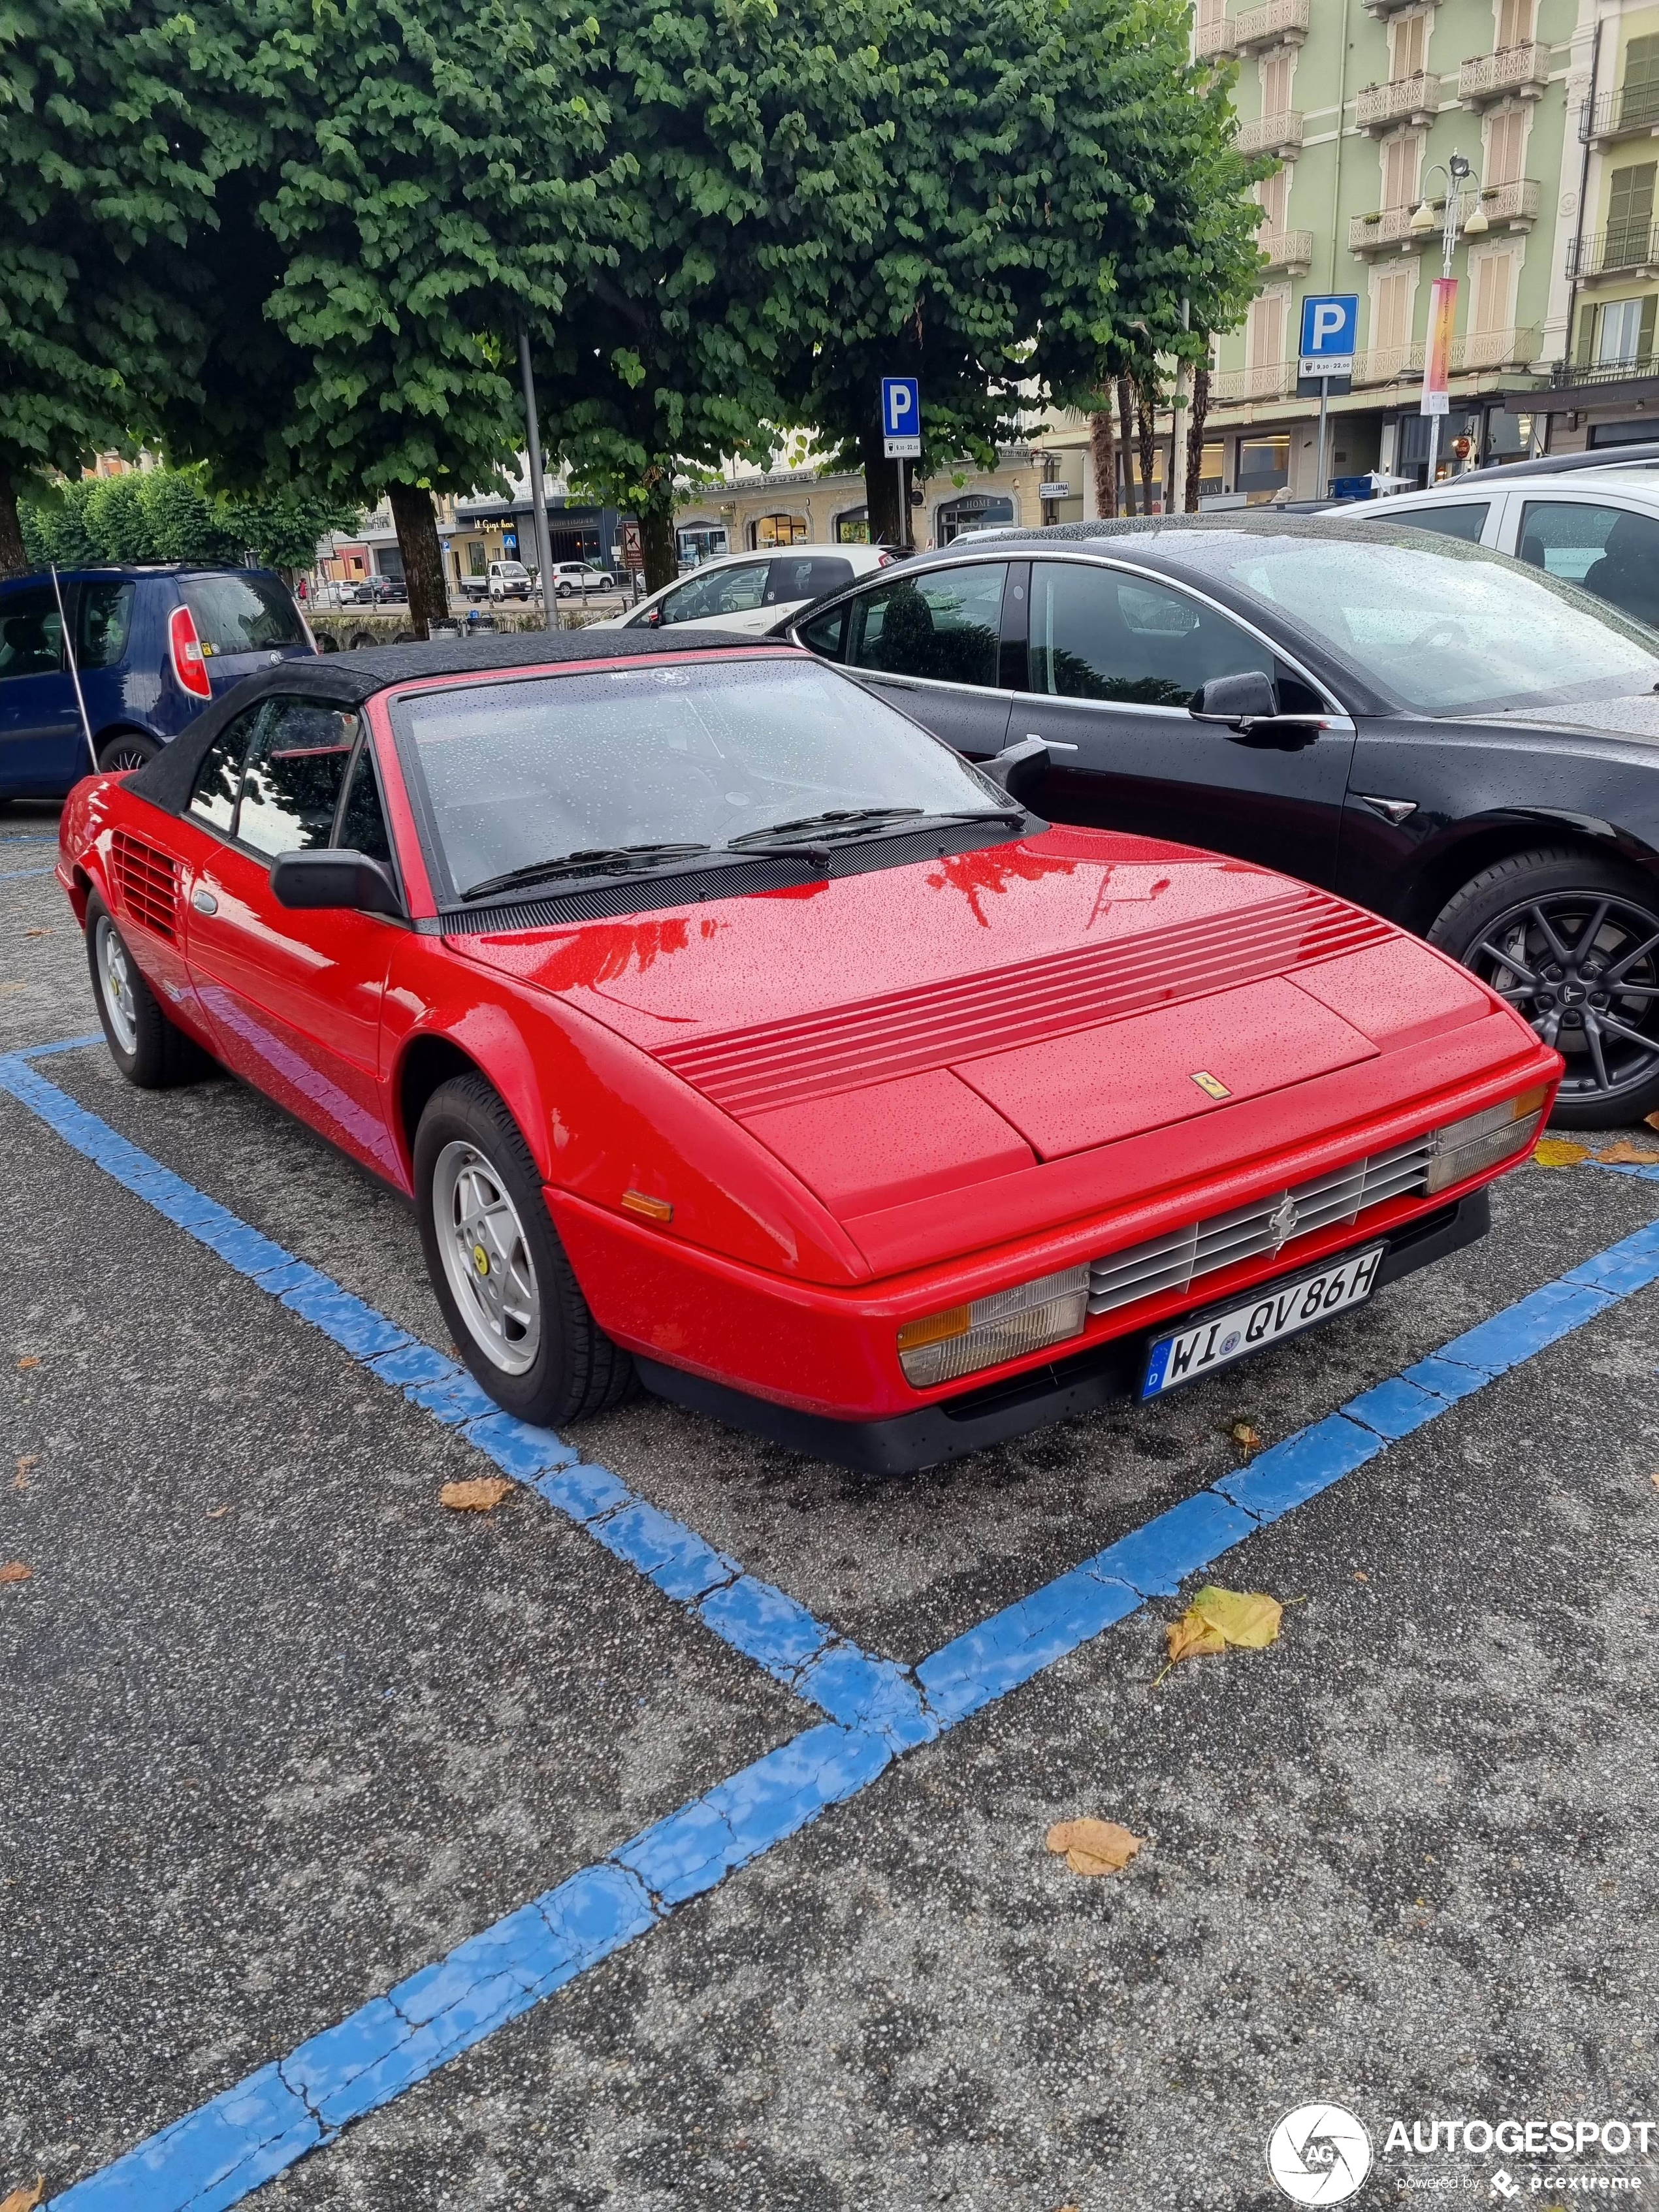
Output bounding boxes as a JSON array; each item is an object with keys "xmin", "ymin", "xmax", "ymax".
[
  {"xmin": 0, "ymin": 0, "xmax": 230, "ymax": 575},
  {"xmin": 165, "ymin": 0, "xmax": 619, "ymax": 637},
  {"xmin": 790, "ymin": 0, "xmax": 1264, "ymax": 543}
]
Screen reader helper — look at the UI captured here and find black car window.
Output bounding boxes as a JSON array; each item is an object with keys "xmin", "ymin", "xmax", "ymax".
[
  {"xmin": 337, "ymin": 739, "xmax": 393, "ymax": 865},
  {"xmin": 187, "ymin": 704, "xmax": 264, "ymax": 833},
  {"xmin": 1029, "ymin": 562, "xmax": 1273, "ymax": 709},
  {"xmin": 1519, "ymin": 500, "xmax": 1659, "ymax": 627},
  {"xmin": 1393, "ymin": 502, "xmax": 1489, "ymax": 545},
  {"xmin": 77, "ymin": 581, "xmax": 136, "ymax": 670},
  {"xmin": 236, "ymin": 699, "xmax": 359, "ymax": 858},
  {"xmin": 846, "ymin": 564, "xmax": 1007, "ymax": 686},
  {"xmin": 0, "ymin": 587, "xmax": 64, "ymax": 681},
  {"xmin": 180, "ymin": 573, "xmax": 304, "ymax": 655},
  {"xmin": 797, "ymin": 602, "xmax": 849, "ymax": 660},
  {"xmin": 763, "ymin": 555, "xmax": 854, "ymax": 605}
]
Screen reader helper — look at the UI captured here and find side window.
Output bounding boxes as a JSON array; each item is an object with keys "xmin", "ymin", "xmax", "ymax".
[
  {"xmin": 187, "ymin": 704, "xmax": 263, "ymax": 833},
  {"xmin": 762, "ymin": 555, "xmax": 854, "ymax": 605},
  {"xmin": 655, "ymin": 563, "xmax": 768, "ymax": 626},
  {"xmin": 846, "ymin": 564, "xmax": 1007, "ymax": 687},
  {"xmin": 78, "ymin": 581, "xmax": 136, "ymax": 671},
  {"xmin": 1394, "ymin": 502, "xmax": 1490, "ymax": 545},
  {"xmin": 796, "ymin": 602, "xmax": 848, "ymax": 661},
  {"xmin": 336, "ymin": 741, "xmax": 393, "ymax": 865},
  {"xmin": 0, "ymin": 587, "xmax": 65, "ymax": 681},
  {"xmin": 1029, "ymin": 562, "xmax": 1272, "ymax": 709},
  {"xmin": 236, "ymin": 699, "xmax": 359, "ymax": 858},
  {"xmin": 1518, "ymin": 500, "xmax": 1659, "ymax": 626}
]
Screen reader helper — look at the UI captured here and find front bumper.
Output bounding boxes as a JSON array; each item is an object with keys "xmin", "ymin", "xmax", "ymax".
[{"xmin": 634, "ymin": 1191, "xmax": 1489, "ymax": 1473}]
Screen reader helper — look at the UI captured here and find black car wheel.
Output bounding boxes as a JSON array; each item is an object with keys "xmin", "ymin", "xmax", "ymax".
[
  {"xmin": 85, "ymin": 891, "xmax": 206, "ymax": 1088},
  {"xmin": 1430, "ymin": 848, "xmax": 1659, "ymax": 1127},
  {"xmin": 413, "ymin": 1074, "xmax": 634, "ymax": 1426},
  {"xmin": 97, "ymin": 731, "xmax": 159, "ymax": 773}
]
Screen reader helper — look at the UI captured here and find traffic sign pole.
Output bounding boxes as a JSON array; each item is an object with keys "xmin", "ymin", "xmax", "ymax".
[
  {"xmin": 1297, "ymin": 295, "xmax": 1358, "ymax": 500},
  {"xmin": 880, "ymin": 376, "xmax": 922, "ymax": 551},
  {"xmin": 1315, "ymin": 377, "xmax": 1330, "ymax": 502}
]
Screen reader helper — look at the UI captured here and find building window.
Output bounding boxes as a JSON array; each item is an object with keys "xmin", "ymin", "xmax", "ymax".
[
  {"xmin": 1607, "ymin": 161, "xmax": 1657, "ymax": 269},
  {"xmin": 934, "ymin": 494, "xmax": 1014, "ymax": 545},
  {"xmin": 750, "ymin": 513, "xmax": 808, "ymax": 549},
  {"xmin": 677, "ymin": 524, "xmax": 729, "ymax": 566},
  {"xmin": 1621, "ymin": 36, "xmax": 1659, "ymax": 134},
  {"xmin": 1381, "ymin": 130, "xmax": 1421, "ymax": 214},
  {"xmin": 1496, "ymin": 0, "xmax": 1534, "ymax": 50},
  {"xmin": 1485, "ymin": 105, "xmax": 1526, "ymax": 191},
  {"xmin": 1197, "ymin": 442, "xmax": 1227, "ymax": 498},
  {"xmin": 834, "ymin": 506, "xmax": 871, "ymax": 543},
  {"xmin": 1245, "ymin": 292, "xmax": 1287, "ymax": 370},
  {"xmin": 1583, "ymin": 295, "xmax": 1658, "ymax": 369},
  {"xmin": 1236, "ymin": 437, "xmax": 1290, "ymax": 504},
  {"xmin": 1389, "ymin": 9, "xmax": 1428, "ymax": 80}
]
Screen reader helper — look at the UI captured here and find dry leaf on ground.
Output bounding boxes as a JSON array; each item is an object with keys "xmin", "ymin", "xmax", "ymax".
[
  {"xmin": 1353, "ymin": 1569, "xmax": 1370, "ymax": 1582},
  {"xmin": 1165, "ymin": 1582, "xmax": 1284, "ymax": 1671},
  {"xmin": 1, "ymin": 2177, "xmax": 45, "ymax": 2212},
  {"xmin": 1532, "ymin": 1138, "xmax": 1588, "ymax": 1168},
  {"xmin": 1165, "ymin": 1611, "xmax": 1227, "ymax": 1665},
  {"xmin": 440, "ymin": 1476, "xmax": 514, "ymax": 1513},
  {"xmin": 0, "ymin": 1562, "xmax": 33, "ymax": 1586},
  {"xmin": 1228, "ymin": 1420, "xmax": 1261, "ymax": 1450},
  {"xmin": 16, "ymin": 1356, "xmax": 40, "ymax": 1370},
  {"xmin": 1045, "ymin": 1818, "xmax": 1144, "ymax": 1876},
  {"xmin": 1596, "ymin": 1141, "xmax": 1659, "ymax": 1165},
  {"xmin": 206, "ymin": 1504, "xmax": 233, "ymax": 1520},
  {"xmin": 1645, "ymin": 1111, "xmax": 1659, "ymax": 1132}
]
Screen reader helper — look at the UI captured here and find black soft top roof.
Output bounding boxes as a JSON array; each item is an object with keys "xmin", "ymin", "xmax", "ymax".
[{"xmin": 126, "ymin": 624, "xmax": 767, "ymax": 815}]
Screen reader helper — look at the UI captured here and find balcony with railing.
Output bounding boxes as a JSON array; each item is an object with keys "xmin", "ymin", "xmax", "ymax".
[
  {"xmin": 1355, "ymin": 71, "xmax": 1440, "ymax": 134},
  {"xmin": 1351, "ymin": 326, "xmax": 1541, "ymax": 386},
  {"xmin": 1477, "ymin": 176, "xmax": 1542, "ymax": 232},
  {"xmin": 1458, "ymin": 41, "xmax": 1550, "ymax": 106},
  {"xmin": 1236, "ymin": 108, "xmax": 1304, "ymax": 157},
  {"xmin": 1579, "ymin": 82, "xmax": 1659, "ymax": 146},
  {"xmin": 1208, "ymin": 361, "xmax": 1297, "ymax": 405},
  {"xmin": 1547, "ymin": 352, "xmax": 1659, "ymax": 390},
  {"xmin": 1364, "ymin": 0, "xmax": 1440, "ymax": 14},
  {"xmin": 1195, "ymin": 0, "xmax": 1309, "ymax": 61},
  {"xmin": 1568, "ymin": 222, "xmax": 1659, "ymax": 281},
  {"xmin": 1258, "ymin": 227, "xmax": 1314, "ymax": 273},
  {"xmin": 1349, "ymin": 202, "xmax": 1430, "ymax": 255}
]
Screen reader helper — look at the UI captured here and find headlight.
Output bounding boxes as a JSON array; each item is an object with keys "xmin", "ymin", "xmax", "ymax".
[
  {"xmin": 1425, "ymin": 1085, "xmax": 1549, "ymax": 1194},
  {"xmin": 896, "ymin": 1266, "xmax": 1089, "ymax": 1389}
]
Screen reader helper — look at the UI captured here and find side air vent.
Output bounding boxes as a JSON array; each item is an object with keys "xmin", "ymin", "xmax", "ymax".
[
  {"xmin": 110, "ymin": 831, "xmax": 180, "ymax": 941},
  {"xmin": 1087, "ymin": 1135, "xmax": 1435, "ymax": 1319}
]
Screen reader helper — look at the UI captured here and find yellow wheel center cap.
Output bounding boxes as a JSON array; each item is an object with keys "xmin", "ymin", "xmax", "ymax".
[{"xmin": 472, "ymin": 1243, "xmax": 490, "ymax": 1277}]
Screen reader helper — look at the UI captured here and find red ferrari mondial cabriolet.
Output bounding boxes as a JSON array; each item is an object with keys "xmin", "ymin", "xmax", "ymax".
[{"xmin": 59, "ymin": 633, "xmax": 1559, "ymax": 1472}]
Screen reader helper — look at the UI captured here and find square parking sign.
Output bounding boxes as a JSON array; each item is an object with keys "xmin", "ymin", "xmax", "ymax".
[{"xmin": 1298, "ymin": 293, "xmax": 1358, "ymax": 381}]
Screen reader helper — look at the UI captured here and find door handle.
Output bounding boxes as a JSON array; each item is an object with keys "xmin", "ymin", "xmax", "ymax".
[
  {"xmin": 1022, "ymin": 734, "xmax": 1079, "ymax": 750},
  {"xmin": 191, "ymin": 886, "xmax": 218, "ymax": 915}
]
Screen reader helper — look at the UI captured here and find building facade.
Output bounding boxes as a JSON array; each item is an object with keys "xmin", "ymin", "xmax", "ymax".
[{"xmin": 1195, "ymin": 0, "xmax": 1659, "ymax": 499}]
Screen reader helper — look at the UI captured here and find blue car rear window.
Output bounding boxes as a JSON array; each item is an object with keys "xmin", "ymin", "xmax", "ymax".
[{"xmin": 181, "ymin": 575, "xmax": 304, "ymax": 656}]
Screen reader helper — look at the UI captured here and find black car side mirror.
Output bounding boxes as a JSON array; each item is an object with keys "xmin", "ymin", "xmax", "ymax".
[
  {"xmin": 271, "ymin": 849, "xmax": 404, "ymax": 916},
  {"xmin": 982, "ymin": 734, "xmax": 1069, "ymax": 804},
  {"xmin": 1190, "ymin": 671, "xmax": 1320, "ymax": 752}
]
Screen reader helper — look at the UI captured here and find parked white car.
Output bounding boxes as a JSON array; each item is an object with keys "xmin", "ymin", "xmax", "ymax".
[
  {"xmin": 548, "ymin": 560, "xmax": 616, "ymax": 596},
  {"xmin": 1347, "ymin": 469, "xmax": 1659, "ymax": 630},
  {"xmin": 592, "ymin": 544, "xmax": 892, "ymax": 635}
]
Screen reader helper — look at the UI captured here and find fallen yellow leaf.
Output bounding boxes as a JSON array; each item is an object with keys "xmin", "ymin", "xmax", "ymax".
[
  {"xmin": 0, "ymin": 2177, "xmax": 45, "ymax": 2212},
  {"xmin": 16, "ymin": 1356, "xmax": 40, "ymax": 1370},
  {"xmin": 1165, "ymin": 1611, "xmax": 1226, "ymax": 1665},
  {"xmin": 440, "ymin": 1476, "xmax": 514, "ymax": 1513},
  {"xmin": 0, "ymin": 1563, "xmax": 32, "ymax": 1586},
  {"xmin": 1353, "ymin": 1569, "xmax": 1370, "ymax": 1582},
  {"xmin": 1228, "ymin": 1420, "xmax": 1261, "ymax": 1450},
  {"xmin": 1532, "ymin": 1138, "xmax": 1588, "ymax": 1168},
  {"xmin": 1191, "ymin": 1584, "xmax": 1283, "ymax": 1650},
  {"xmin": 1596, "ymin": 1141, "xmax": 1659, "ymax": 1165},
  {"xmin": 1646, "ymin": 1111, "xmax": 1659, "ymax": 1132},
  {"xmin": 1046, "ymin": 1818, "xmax": 1143, "ymax": 1876},
  {"xmin": 206, "ymin": 1504, "xmax": 233, "ymax": 1520}
]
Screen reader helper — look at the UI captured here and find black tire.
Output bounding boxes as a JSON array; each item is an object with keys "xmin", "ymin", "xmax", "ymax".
[
  {"xmin": 1429, "ymin": 845, "xmax": 1659, "ymax": 1127},
  {"xmin": 413, "ymin": 1074, "xmax": 635, "ymax": 1426},
  {"xmin": 84, "ymin": 891, "xmax": 204, "ymax": 1088},
  {"xmin": 97, "ymin": 730, "xmax": 160, "ymax": 774}
]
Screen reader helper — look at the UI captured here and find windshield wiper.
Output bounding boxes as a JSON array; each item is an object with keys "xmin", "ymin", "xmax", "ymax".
[
  {"xmin": 726, "ymin": 805, "xmax": 1024, "ymax": 850},
  {"xmin": 726, "ymin": 807, "xmax": 927, "ymax": 846},
  {"xmin": 460, "ymin": 841, "xmax": 713, "ymax": 901}
]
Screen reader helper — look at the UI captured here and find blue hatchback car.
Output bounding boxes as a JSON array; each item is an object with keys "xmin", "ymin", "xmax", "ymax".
[{"xmin": 0, "ymin": 565, "xmax": 314, "ymax": 802}]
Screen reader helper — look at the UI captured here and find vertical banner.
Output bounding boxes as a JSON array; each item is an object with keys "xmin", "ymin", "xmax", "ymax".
[{"xmin": 1421, "ymin": 277, "xmax": 1457, "ymax": 415}]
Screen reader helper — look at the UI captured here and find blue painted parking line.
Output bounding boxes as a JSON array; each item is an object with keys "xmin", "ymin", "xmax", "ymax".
[
  {"xmin": 1, "ymin": 865, "xmax": 53, "ymax": 880},
  {"xmin": 12, "ymin": 1030, "xmax": 1659, "ymax": 2209},
  {"xmin": 0, "ymin": 1044, "xmax": 933, "ymax": 1750}
]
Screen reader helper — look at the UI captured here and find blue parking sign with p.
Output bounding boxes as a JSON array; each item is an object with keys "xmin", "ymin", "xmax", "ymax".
[
  {"xmin": 1299, "ymin": 294, "xmax": 1358, "ymax": 376},
  {"xmin": 881, "ymin": 376, "xmax": 922, "ymax": 457}
]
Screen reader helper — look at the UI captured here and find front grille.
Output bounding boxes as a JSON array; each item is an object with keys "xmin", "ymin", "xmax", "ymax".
[
  {"xmin": 110, "ymin": 831, "xmax": 178, "ymax": 940},
  {"xmin": 1087, "ymin": 1136, "xmax": 1435, "ymax": 1319}
]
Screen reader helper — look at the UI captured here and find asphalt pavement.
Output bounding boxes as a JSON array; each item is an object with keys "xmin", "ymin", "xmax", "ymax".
[{"xmin": 3, "ymin": 797, "xmax": 1656, "ymax": 2212}]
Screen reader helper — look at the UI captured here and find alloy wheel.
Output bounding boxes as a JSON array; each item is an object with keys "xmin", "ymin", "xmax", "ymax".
[
  {"xmin": 432, "ymin": 1139, "xmax": 542, "ymax": 1375},
  {"xmin": 95, "ymin": 915, "xmax": 139, "ymax": 1055},
  {"xmin": 1465, "ymin": 889, "xmax": 1659, "ymax": 1108},
  {"xmin": 103, "ymin": 740, "xmax": 152, "ymax": 772}
]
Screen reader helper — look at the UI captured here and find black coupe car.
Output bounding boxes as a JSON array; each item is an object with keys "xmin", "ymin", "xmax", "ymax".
[{"xmin": 776, "ymin": 514, "xmax": 1659, "ymax": 1127}]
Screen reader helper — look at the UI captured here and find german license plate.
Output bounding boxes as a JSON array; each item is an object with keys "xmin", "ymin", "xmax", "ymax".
[{"xmin": 1140, "ymin": 1243, "xmax": 1386, "ymax": 1399}]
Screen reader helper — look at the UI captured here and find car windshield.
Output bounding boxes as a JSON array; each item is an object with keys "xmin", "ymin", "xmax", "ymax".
[
  {"xmin": 181, "ymin": 573, "xmax": 305, "ymax": 654},
  {"xmin": 396, "ymin": 656, "xmax": 1008, "ymax": 901},
  {"xmin": 1169, "ymin": 526, "xmax": 1659, "ymax": 716}
]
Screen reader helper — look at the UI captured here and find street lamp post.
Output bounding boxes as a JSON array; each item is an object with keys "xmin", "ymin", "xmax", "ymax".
[{"xmin": 1408, "ymin": 152, "xmax": 1488, "ymax": 485}]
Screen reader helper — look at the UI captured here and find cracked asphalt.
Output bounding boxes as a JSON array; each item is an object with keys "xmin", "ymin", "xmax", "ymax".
[{"xmin": 3, "ymin": 796, "xmax": 1658, "ymax": 2210}]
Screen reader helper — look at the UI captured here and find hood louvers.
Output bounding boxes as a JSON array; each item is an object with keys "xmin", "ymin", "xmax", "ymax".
[{"xmin": 111, "ymin": 831, "xmax": 180, "ymax": 941}]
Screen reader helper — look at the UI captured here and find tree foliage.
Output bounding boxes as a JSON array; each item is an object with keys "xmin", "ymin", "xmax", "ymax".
[{"xmin": 20, "ymin": 465, "xmax": 355, "ymax": 574}]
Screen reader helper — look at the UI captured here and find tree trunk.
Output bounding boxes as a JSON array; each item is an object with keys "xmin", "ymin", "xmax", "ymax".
[
  {"xmin": 1184, "ymin": 365, "xmax": 1212, "ymax": 515},
  {"xmin": 1136, "ymin": 382, "xmax": 1157, "ymax": 515},
  {"xmin": 1116, "ymin": 378, "xmax": 1136, "ymax": 517},
  {"xmin": 0, "ymin": 463, "xmax": 27, "ymax": 579},
  {"xmin": 1089, "ymin": 401, "xmax": 1117, "ymax": 520},
  {"xmin": 387, "ymin": 481, "xmax": 447, "ymax": 640},
  {"xmin": 860, "ymin": 421, "xmax": 910, "ymax": 551},
  {"xmin": 639, "ymin": 480, "xmax": 678, "ymax": 595}
]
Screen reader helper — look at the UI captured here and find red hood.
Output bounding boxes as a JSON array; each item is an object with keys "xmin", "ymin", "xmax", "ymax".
[{"xmin": 451, "ymin": 827, "xmax": 1493, "ymax": 1223}]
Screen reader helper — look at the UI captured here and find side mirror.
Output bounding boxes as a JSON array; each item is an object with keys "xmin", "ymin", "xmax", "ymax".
[
  {"xmin": 982, "ymin": 735, "xmax": 1055, "ymax": 804},
  {"xmin": 1189, "ymin": 671, "xmax": 1321, "ymax": 752},
  {"xmin": 271, "ymin": 849, "xmax": 404, "ymax": 916}
]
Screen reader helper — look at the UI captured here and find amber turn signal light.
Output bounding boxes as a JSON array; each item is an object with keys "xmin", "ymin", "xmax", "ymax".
[{"xmin": 621, "ymin": 1190, "xmax": 673, "ymax": 1223}]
